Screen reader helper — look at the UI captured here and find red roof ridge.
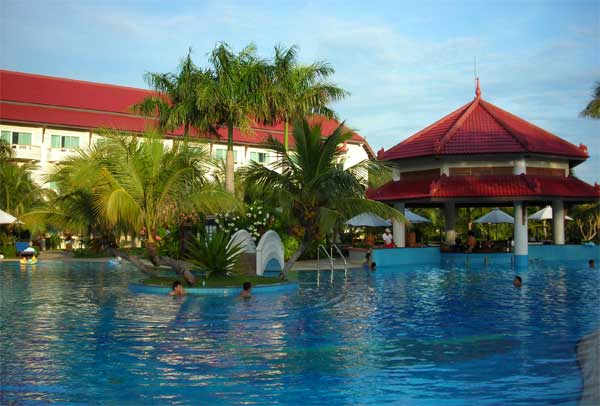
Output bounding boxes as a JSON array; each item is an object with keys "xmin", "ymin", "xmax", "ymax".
[
  {"xmin": 383, "ymin": 101, "xmax": 471, "ymax": 159},
  {"xmin": 435, "ymin": 97, "xmax": 480, "ymax": 154},
  {"xmin": 0, "ymin": 69, "xmax": 154, "ymax": 95},
  {"xmin": 478, "ymin": 99, "xmax": 530, "ymax": 151},
  {"xmin": 480, "ymin": 99, "xmax": 586, "ymax": 157}
]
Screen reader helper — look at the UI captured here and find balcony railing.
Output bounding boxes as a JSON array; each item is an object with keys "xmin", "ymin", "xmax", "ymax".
[
  {"xmin": 47, "ymin": 147, "xmax": 79, "ymax": 162},
  {"xmin": 11, "ymin": 144, "xmax": 41, "ymax": 161}
]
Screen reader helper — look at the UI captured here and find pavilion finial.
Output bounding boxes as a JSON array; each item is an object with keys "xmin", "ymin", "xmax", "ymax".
[{"xmin": 475, "ymin": 77, "xmax": 481, "ymax": 98}]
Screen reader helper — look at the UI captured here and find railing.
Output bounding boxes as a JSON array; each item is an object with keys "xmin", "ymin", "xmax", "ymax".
[
  {"xmin": 11, "ymin": 144, "xmax": 41, "ymax": 160},
  {"xmin": 332, "ymin": 244, "xmax": 348, "ymax": 277},
  {"xmin": 316, "ymin": 244, "xmax": 348, "ymax": 284},
  {"xmin": 317, "ymin": 244, "xmax": 335, "ymax": 285}
]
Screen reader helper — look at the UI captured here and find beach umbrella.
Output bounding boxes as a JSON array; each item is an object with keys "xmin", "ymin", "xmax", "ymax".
[
  {"xmin": 528, "ymin": 206, "xmax": 574, "ymax": 221},
  {"xmin": 474, "ymin": 208, "xmax": 514, "ymax": 240},
  {"xmin": 474, "ymin": 208, "xmax": 514, "ymax": 224},
  {"xmin": 345, "ymin": 212, "xmax": 391, "ymax": 227},
  {"xmin": 405, "ymin": 209, "xmax": 430, "ymax": 224},
  {"xmin": 0, "ymin": 209, "xmax": 19, "ymax": 225}
]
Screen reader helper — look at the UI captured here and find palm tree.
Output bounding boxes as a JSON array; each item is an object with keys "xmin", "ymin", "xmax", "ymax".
[
  {"xmin": 196, "ymin": 42, "xmax": 270, "ymax": 194},
  {"xmin": 268, "ymin": 45, "xmax": 348, "ymax": 150},
  {"xmin": 50, "ymin": 130, "xmax": 239, "ymax": 281},
  {"xmin": 242, "ymin": 118, "xmax": 404, "ymax": 273},
  {"xmin": 133, "ymin": 48, "xmax": 209, "ymax": 137},
  {"xmin": 0, "ymin": 161, "xmax": 48, "ymax": 219},
  {"xmin": 580, "ymin": 81, "xmax": 600, "ymax": 119}
]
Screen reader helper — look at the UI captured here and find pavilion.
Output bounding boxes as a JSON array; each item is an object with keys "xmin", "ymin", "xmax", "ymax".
[{"xmin": 368, "ymin": 79, "xmax": 600, "ymax": 267}]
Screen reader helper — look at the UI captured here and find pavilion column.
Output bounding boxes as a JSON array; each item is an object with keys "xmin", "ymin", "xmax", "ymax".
[
  {"xmin": 552, "ymin": 200, "xmax": 565, "ymax": 245},
  {"xmin": 513, "ymin": 201, "xmax": 528, "ymax": 267},
  {"xmin": 444, "ymin": 201, "xmax": 457, "ymax": 245},
  {"xmin": 393, "ymin": 202, "xmax": 406, "ymax": 248}
]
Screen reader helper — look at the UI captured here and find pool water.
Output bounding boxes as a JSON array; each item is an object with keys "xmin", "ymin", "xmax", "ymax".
[{"xmin": 1, "ymin": 260, "xmax": 599, "ymax": 405}]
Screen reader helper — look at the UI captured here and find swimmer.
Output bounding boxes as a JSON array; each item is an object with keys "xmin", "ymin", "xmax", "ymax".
[
  {"xmin": 513, "ymin": 275, "xmax": 522, "ymax": 288},
  {"xmin": 169, "ymin": 280, "xmax": 185, "ymax": 296},
  {"xmin": 240, "ymin": 281, "xmax": 252, "ymax": 298}
]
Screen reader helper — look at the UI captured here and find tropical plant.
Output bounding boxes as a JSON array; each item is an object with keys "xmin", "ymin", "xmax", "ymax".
[
  {"xmin": 580, "ymin": 81, "xmax": 600, "ymax": 119},
  {"xmin": 186, "ymin": 230, "xmax": 244, "ymax": 276},
  {"xmin": 0, "ymin": 161, "xmax": 48, "ymax": 220},
  {"xmin": 196, "ymin": 42, "xmax": 270, "ymax": 193},
  {"xmin": 0, "ymin": 139, "xmax": 12, "ymax": 161},
  {"xmin": 571, "ymin": 203, "xmax": 600, "ymax": 241},
  {"xmin": 242, "ymin": 118, "xmax": 404, "ymax": 273},
  {"xmin": 133, "ymin": 48, "xmax": 210, "ymax": 137},
  {"xmin": 267, "ymin": 45, "xmax": 348, "ymax": 150},
  {"xmin": 215, "ymin": 202, "xmax": 273, "ymax": 241},
  {"xmin": 44, "ymin": 130, "xmax": 239, "ymax": 263}
]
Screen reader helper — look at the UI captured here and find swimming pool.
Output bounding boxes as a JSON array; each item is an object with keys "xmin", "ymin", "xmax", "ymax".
[{"xmin": 1, "ymin": 260, "xmax": 598, "ymax": 405}]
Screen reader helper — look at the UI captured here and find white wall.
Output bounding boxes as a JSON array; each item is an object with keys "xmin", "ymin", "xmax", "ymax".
[{"xmin": 2, "ymin": 123, "xmax": 371, "ymax": 187}]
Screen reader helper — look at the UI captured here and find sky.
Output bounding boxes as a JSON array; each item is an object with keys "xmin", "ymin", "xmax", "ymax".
[{"xmin": 1, "ymin": 0, "xmax": 599, "ymax": 182}]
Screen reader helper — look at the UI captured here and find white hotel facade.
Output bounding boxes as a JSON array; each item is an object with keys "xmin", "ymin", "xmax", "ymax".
[{"xmin": 0, "ymin": 70, "xmax": 374, "ymax": 187}]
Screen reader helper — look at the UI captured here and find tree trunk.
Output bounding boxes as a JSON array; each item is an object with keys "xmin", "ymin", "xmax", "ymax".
[
  {"xmin": 110, "ymin": 247, "xmax": 197, "ymax": 287},
  {"xmin": 284, "ymin": 120, "xmax": 289, "ymax": 152},
  {"xmin": 225, "ymin": 122, "xmax": 235, "ymax": 194},
  {"xmin": 283, "ymin": 240, "xmax": 307, "ymax": 275}
]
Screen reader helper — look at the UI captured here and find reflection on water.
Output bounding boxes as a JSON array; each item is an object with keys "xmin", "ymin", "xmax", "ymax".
[{"xmin": 1, "ymin": 260, "xmax": 599, "ymax": 405}]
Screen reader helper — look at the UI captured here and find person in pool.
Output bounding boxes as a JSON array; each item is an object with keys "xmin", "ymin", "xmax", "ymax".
[
  {"xmin": 240, "ymin": 281, "xmax": 252, "ymax": 298},
  {"xmin": 589, "ymin": 259, "xmax": 595, "ymax": 269},
  {"xmin": 169, "ymin": 281, "xmax": 185, "ymax": 296},
  {"xmin": 513, "ymin": 276, "xmax": 522, "ymax": 288}
]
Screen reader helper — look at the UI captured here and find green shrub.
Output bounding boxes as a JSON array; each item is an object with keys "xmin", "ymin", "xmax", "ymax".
[
  {"xmin": 186, "ymin": 231, "xmax": 244, "ymax": 276},
  {"xmin": 282, "ymin": 234, "xmax": 300, "ymax": 261},
  {"xmin": 73, "ymin": 248, "xmax": 110, "ymax": 258},
  {"xmin": 0, "ymin": 244, "xmax": 17, "ymax": 258}
]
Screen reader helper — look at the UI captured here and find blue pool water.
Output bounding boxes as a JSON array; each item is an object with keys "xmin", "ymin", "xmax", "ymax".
[{"xmin": 1, "ymin": 260, "xmax": 599, "ymax": 405}]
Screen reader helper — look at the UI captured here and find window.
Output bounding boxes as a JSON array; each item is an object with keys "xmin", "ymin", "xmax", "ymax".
[
  {"xmin": 449, "ymin": 167, "xmax": 513, "ymax": 176},
  {"xmin": 1, "ymin": 131, "xmax": 32, "ymax": 145},
  {"xmin": 51, "ymin": 135, "xmax": 79, "ymax": 149},
  {"xmin": 526, "ymin": 167, "xmax": 565, "ymax": 177},
  {"xmin": 214, "ymin": 148, "xmax": 237, "ymax": 162},
  {"xmin": 250, "ymin": 152, "xmax": 269, "ymax": 163}
]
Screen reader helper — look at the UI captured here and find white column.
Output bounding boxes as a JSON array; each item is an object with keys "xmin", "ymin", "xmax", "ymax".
[
  {"xmin": 513, "ymin": 201, "xmax": 528, "ymax": 266},
  {"xmin": 552, "ymin": 200, "xmax": 565, "ymax": 245},
  {"xmin": 392, "ymin": 202, "xmax": 405, "ymax": 247},
  {"xmin": 513, "ymin": 158, "xmax": 526, "ymax": 175},
  {"xmin": 444, "ymin": 202, "xmax": 457, "ymax": 245}
]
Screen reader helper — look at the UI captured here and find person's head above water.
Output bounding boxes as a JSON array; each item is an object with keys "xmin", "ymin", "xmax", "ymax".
[
  {"xmin": 240, "ymin": 281, "xmax": 252, "ymax": 298},
  {"xmin": 589, "ymin": 259, "xmax": 595, "ymax": 268},
  {"xmin": 513, "ymin": 276, "xmax": 522, "ymax": 288},
  {"xmin": 170, "ymin": 280, "xmax": 184, "ymax": 296}
]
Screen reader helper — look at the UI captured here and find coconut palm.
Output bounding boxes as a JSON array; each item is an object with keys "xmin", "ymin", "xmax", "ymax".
[
  {"xmin": 196, "ymin": 42, "xmax": 270, "ymax": 194},
  {"xmin": 48, "ymin": 131, "xmax": 239, "ymax": 280},
  {"xmin": 0, "ymin": 161, "xmax": 48, "ymax": 219},
  {"xmin": 242, "ymin": 118, "xmax": 404, "ymax": 273},
  {"xmin": 267, "ymin": 45, "xmax": 348, "ymax": 150},
  {"xmin": 133, "ymin": 49, "xmax": 210, "ymax": 137},
  {"xmin": 580, "ymin": 81, "xmax": 600, "ymax": 119}
]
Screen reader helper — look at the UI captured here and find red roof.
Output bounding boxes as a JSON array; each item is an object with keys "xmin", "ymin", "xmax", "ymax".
[
  {"xmin": 0, "ymin": 69, "xmax": 366, "ymax": 145},
  {"xmin": 368, "ymin": 174, "xmax": 600, "ymax": 201},
  {"xmin": 381, "ymin": 81, "xmax": 588, "ymax": 161}
]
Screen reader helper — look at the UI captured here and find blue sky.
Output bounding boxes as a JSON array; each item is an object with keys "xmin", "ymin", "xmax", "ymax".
[{"xmin": 1, "ymin": 0, "xmax": 599, "ymax": 182}]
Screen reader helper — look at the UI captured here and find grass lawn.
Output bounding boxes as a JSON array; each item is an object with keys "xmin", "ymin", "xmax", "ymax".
[{"xmin": 142, "ymin": 274, "xmax": 282, "ymax": 288}]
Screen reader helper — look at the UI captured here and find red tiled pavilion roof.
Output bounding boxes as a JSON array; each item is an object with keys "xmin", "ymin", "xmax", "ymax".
[
  {"xmin": 367, "ymin": 174, "xmax": 600, "ymax": 202},
  {"xmin": 0, "ymin": 70, "xmax": 367, "ymax": 147},
  {"xmin": 380, "ymin": 80, "xmax": 588, "ymax": 161}
]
